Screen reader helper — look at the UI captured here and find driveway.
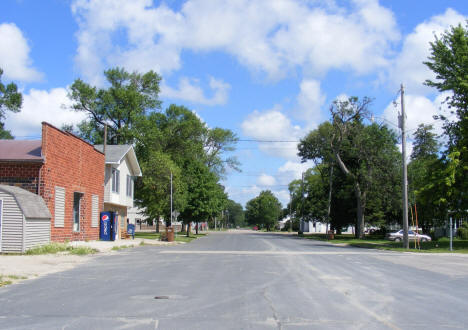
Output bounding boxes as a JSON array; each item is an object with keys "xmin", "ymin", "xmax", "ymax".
[{"xmin": 1, "ymin": 231, "xmax": 467, "ymax": 329}]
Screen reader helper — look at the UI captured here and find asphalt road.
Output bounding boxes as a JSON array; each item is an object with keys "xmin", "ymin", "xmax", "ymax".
[{"xmin": 1, "ymin": 231, "xmax": 468, "ymax": 329}]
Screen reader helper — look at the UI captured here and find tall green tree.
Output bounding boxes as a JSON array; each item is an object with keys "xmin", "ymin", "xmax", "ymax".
[
  {"xmin": 408, "ymin": 124, "xmax": 442, "ymax": 233},
  {"xmin": 424, "ymin": 23, "xmax": 468, "ymax": 213},
  {"xmin": 0, "ymin": 68, "xmax": 22, "ymax": 139},
  {"xmin": 68, "ymin": 67, "xmax": 162, "ymax": 144},
  {"xmin": 179, "ymin": 160, "xmax": 227, "ymax": 235},
  {"xmin": 204, "ymin": 127, "xmax": 240, "ymax": 176},
  {"xmin": 410, "ymin": 124, "xmax": 440, "ymax": 161},
  {"xmin": 245, "ymin": 191, "xmax": 281, "ymax": 231},
  {"xmin": 134, "ymin": 104, "xmax": 236, "ymax": 229},
  {"xmin": 299, "ymin": 97, "xmax": 401, "ymax": 237},
  {"xmin": 226, "ymin": 199, "xmax": 245, "ymax": 227},
  {"xmin": 134, "ymin": 151, "xmax": 186, "ymax": 232}
]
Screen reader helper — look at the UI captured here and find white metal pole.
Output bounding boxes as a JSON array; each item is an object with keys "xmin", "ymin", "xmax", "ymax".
[{"xmin": 450, "ymin": 216, "xmax": 453, "ymax": 251}]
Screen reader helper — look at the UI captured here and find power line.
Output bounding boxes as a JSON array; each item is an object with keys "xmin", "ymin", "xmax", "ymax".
[{"xmin": 238, "ymin": 139, "xmax": 300, "ymax": 143}]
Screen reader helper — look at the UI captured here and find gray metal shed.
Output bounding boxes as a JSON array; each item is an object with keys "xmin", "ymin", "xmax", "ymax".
[{"xmin": 0, "ymin": 185, "xmax": 51, "ymax": 253}]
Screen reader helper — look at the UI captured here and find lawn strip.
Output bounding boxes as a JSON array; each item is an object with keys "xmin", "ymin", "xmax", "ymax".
[{"xmin": 300, "ymin": 233, "xmax": 468, "ymax": 253}]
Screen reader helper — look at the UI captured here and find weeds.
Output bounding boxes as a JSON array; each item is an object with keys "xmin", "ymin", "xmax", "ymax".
[
  {"xmin": 0, "ymin": 275, "xmax": 27, "ymax": 287},
  {"xmin": 26, "ymin": 243, "xmax": 97, "ymax": 255}
]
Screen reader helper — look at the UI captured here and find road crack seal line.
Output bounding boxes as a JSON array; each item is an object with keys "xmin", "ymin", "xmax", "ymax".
[{"xmin": 263, "ymin": 287, "xmax": 282, "ymax": 330}]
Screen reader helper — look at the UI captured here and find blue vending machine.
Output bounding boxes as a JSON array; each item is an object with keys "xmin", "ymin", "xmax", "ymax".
[{"xmin": 100, "ymin": 212, "xmax": 116, "ymax": 241}]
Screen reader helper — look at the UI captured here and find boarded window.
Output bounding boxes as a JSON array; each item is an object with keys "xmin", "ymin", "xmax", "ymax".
[
  {"xmin": 54, "ymin": 186, "xmax": 65, "ymax": 227},
  {"xmin": 91, "ymin": 195, "xmax": 99, "ymax": 228}
]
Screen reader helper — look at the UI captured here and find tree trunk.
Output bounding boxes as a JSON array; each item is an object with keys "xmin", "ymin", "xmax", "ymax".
[
  {"xmin": 187, "ymin": 223, "xmax": 191, "ymax": 237},
  {"xmin": 196, "ymin": 221, "xmax": 199, "ymax": 235},
  {"xmin": 156, "ymin": 217, "xmax": 160, "ymax": 233},
  {"xmin": 354, "ymin": 183, "xmax": 365, "ymax": 239}
]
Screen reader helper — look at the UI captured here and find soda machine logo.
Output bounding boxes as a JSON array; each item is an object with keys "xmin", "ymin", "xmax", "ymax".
[{"xmin": 102, "ymin": 214, "xmax": 109, "ymax": 221}]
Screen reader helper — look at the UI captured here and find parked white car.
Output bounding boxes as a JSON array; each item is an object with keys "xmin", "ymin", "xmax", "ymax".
[{"xmin": 386, "ymin": 230, "xmax": 431, "ymax": 242}]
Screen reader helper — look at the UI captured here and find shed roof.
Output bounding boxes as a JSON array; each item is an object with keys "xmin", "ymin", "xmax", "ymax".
[
  {"xmin": 94, "ymin": 145, "xmax": 142, "ymax": 176},
  {"xmin": 0, "ymin": 185, "xmax": 51, "ymax": 219},
  {"xmin": 0, "ymin": 140, "xmax": 43, "ymax": 162}
]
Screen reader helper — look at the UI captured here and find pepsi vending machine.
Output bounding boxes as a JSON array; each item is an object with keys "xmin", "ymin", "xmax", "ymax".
[{"xmin": 100, "ymin": 212, "xmax": 116, "ymax": 241}]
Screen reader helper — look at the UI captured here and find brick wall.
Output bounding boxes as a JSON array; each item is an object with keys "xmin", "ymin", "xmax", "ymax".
[
  {"xmin": 0, "ymin": 162, "xmax": 42, "ymax": 193},
  {"xmin": 40, "ymin": 123, "xmax": 105, "ymax": 242}
]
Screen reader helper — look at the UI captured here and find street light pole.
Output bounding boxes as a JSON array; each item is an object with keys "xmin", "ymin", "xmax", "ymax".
[{"xmin": 289, "ymin": 190, "xmax": 292, "ymax": 233}]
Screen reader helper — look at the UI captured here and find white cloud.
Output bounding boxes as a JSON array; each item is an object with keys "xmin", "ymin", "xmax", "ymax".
[
  {"xmin": 382, "ymin": 92, "xmax": 451, "ymax": 137},
  {"xmin": 241, "ymin": 106, "xmax": 304, "ymax": 159},
  {"xmin": 161, "ymin": 76, "xmax": 230, "ymax": 106},
  {"xmin": 295, "ymin": 79, "xmax": 326, "ymax": 128},
  {"xmin": 4, "ymin": 88, "xmax": 87, "ymax": 138},
  {"xmin": 382, "ymin": 92, "xmax": 455, "ymax": 159},
  {"xmin": 257, "ymin": 174, "xmax": 276, "ymax": 187},
  {"xmin": 275, "ymin": 189, "xmax": 290, "ymax": 207},
  {"xmin": 389, "ymin": 9, "xmax": 466, "ymax": 93},
  {"xmin": 278, "ymin": 160, "xmax": 312, "ymax": 181},
  {"xmin": 0, "ymin": 23, "xmax": 42, "ymax": 82},
  {"xmin": 226, "ymin": 184, "xmax": 287, "ymax": 208},
  {"xmin": 71, "ymin": 0, "xmax": 400, "ymax": 82}
]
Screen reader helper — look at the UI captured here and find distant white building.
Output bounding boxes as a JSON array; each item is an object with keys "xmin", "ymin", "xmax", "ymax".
[{"xmin": 300, "ymin": 219, "xmax": 354, "ymax": 234}]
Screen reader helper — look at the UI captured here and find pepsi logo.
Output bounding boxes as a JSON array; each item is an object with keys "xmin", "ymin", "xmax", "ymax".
[{"xmin": 102, "ymin": 214, "xmax": 109, "ymax": 221}]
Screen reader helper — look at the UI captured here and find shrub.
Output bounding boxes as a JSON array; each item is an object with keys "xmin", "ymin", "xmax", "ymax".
[{"xmin": 457, "ymin": 222, "xmax": 468, "ymax": 239}]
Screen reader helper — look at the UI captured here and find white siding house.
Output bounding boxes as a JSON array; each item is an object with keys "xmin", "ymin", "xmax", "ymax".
[
  {"xmin": 95, "ymin": 145, "xmax": 142, "ymax": 239},
  {"xmin": 0, "ymin": 185, "xmax": 51, "ymax": 253}
]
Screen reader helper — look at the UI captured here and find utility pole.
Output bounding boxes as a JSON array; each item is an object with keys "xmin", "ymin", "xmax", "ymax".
[
  {"xmin": 103, "ymin": 124, "xmax": 107, "ymax": 155},
  {"xmin": 170, "ymin": 170, "xmax": 173, "ymax": 227},
  {"xmin": 301, "ymin": 172, "xmax": 305, "ymax": 232},
  {"xmin": 399, "ymin": 84, "xmax": 409, "ymax": 249}
]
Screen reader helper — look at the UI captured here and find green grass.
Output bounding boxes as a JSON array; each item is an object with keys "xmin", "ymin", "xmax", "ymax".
[
  {"xmin": 0, "ymin": 275, "xmax": 27, "ymax": 287},
  {"xmin": 111, "ymin": 245, "xmax": 134, "ymax": 251},
  {"xmin": 134, "ymin": 232, "xmax": 161, "ymax": 240},
  {"xmin": 0, "ymin": 277, "xmax": 12, "ymax": 287},
  {"xmin": 300, "ymin": 233, "xmax": 468, "ymax": 253},
  {"xmin": 25, "ymin": 243, "xmax": 98, "ymax": 255}
]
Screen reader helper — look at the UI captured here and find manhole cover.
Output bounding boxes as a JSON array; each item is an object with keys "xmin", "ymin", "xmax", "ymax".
[{"xmin": 154, "ymin": 296, "xmax": 170, "ymax": 299}]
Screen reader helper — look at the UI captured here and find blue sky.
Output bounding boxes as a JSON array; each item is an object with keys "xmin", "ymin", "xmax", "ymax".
[{"xmin": 1, "ymin": 0, "xmax": 467, "ymax": 207}]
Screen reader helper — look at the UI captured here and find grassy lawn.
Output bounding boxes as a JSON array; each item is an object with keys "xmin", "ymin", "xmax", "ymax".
[
  {"xmin": 25, "ymin": 243, "xmax": 98, "ymax": 255},
  {"xmin": 134, "ymin": 232, "xmax": 207, "ymax": 243},
  {"xmin": 134, "ymin": 232, "xmax": 161, "ymax": 240},
  {"xmin": 300, "ymin": 233, "xmax": 468, "ymax": 253}
]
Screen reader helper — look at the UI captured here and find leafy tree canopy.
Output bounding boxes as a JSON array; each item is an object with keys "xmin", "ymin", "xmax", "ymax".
[
  {"xmin": 68, "ymin": 67, "xmax": 162, "ymax": 144},
  {"xmin": 245, "ymin": 190, "xmax": 281, "ymax": 231},
  {"xmin": 0, "ymin": 68, "xmax": 22, "ymax": 139}
]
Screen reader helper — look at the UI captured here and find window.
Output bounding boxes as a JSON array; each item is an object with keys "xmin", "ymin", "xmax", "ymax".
[
  {"xmin": 54, "ymin": 186, "xmax": 65, "ymax": 227},
  {"xmin": 91, "ymin": 195, "xmax": 99, "ymax": 228},
  {"xmin": 73, "ymin": 192, "xmax": 83, "ymax": 232},
  {"xmin": 112, "ymin": 168, "xmax": 120, "ymax": 193},
  {"xmin": 126, "ymin": 175, "xmax": 133, "ymax": 197}
]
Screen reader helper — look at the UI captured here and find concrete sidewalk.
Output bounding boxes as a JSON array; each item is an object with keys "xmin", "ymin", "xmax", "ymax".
[{"xmin": 69, "ymin": 237, "xmax": 180, "ymax": 252}]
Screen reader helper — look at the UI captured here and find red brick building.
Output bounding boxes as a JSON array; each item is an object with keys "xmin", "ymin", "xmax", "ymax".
[{"xmin": 0, "ymin": 122, "xmax": 105, "ymax": 241}]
